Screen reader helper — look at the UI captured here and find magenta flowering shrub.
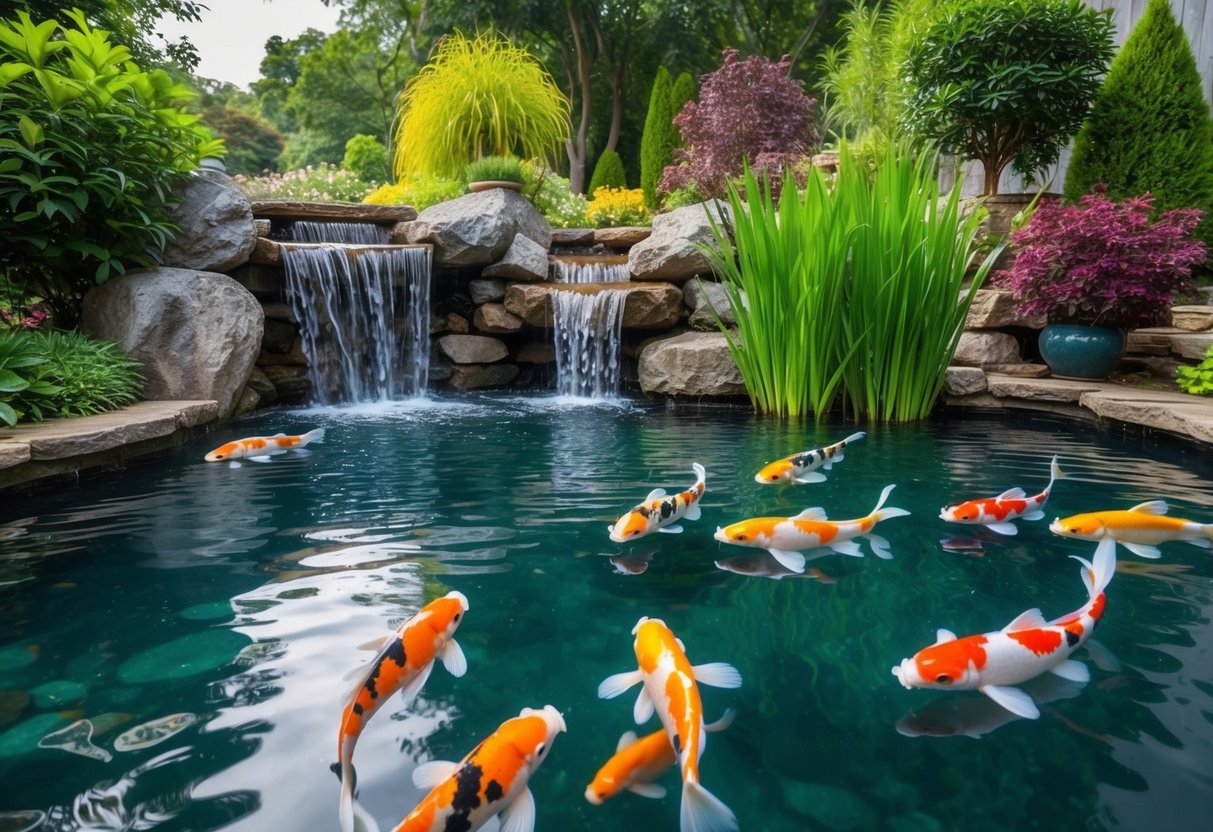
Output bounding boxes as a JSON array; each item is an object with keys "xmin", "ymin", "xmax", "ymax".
[
  {"xmin": 660, "ymin": 50, "xmax": 820, "ymax": 199},
  {"xmin": 995, "ymin": 189, "xmax": 1205, "ymax": 329}
]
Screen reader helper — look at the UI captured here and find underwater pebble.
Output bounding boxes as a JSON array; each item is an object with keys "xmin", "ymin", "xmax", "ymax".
[
  {"xmin": 177, "ymin": 601, "xmax": 236, "ymax": 621},
  {"xmin": 29, "ymin": 680, "xmax": 87, "ymax": 709},
  {"xmin": 0, "ymin": 713, "xmax": 68, "ymax": 758},
  {"xmin": 113, "ymin": 712, "xmax": 199, "ymax": 752},
  {"xmin": 37, "ymin": 719, "xmax": 111, "ymax": 762},
  {"xmin": 117, "ymin": 629, "xmax": 249, "ymax": 684},
  {"xmin": 0, "ymin": 645, "xmax": 38, "ymax": 672}
]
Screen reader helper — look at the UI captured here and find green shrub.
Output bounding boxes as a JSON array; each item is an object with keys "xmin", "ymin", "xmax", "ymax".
[
  {"xmin": 342, "ymin": 134, "xmax": 390, "ymax": 184},
  {"xmin": 1176, "ymin": 345, "xmax": 1213, "ymax": 396},
  {"xmin": 1064, "ymin": 0, "xmax": 1213, "ymax": 244},
  {"xmin": 0, "ymin": 9, "xmax": 224, "ymax": 328},
  {"xmin": 660, "ymin": 184, "xmax": 706, "ymax": 211},
  {"xmin": 0, "ymin": 329, "xmax": 53, "ymax": 427},
  {"xmin": 362, "ymin": 177, "xmax": 464, "ymax": 211},
  {"xmin": 235, "ymin": 163, "xmax": 375, "ymax": 202},
  {"xmin": 670, "ymin": 72, "xmax": 697, "ymax": 121},
  {"xmin": 464, "ymin": 155, "xmax": 527, "ymax": 185},
  {"xmin": 639, "ymin": 67, "xmax": 674, "ymax": 208},
  {"xmin": 525, "ymin": 163, "xmax": 588, "ymax": 228},
  {"xmin": 588, "ymin": 150, "xmax": 627, "ymax": 194}
]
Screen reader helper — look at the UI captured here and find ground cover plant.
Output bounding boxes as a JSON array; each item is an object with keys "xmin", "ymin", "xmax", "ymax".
[
  {"xmin": 361, "ymin": 176, "xmax": 463, "ymax": 212},
  {"xmin": 235, "ymin": 163, "xmax": 375, "ymax": 202},
  {"xmin": 1176, "ymin": 345, "xmax": 1213, "ymax": 396}
]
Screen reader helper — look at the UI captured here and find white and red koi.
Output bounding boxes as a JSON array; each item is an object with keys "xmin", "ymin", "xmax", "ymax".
[
  {"xmin": 204, "ymin": 428, "xmax": 325, "ymax": 466},
  {"xmin": 1050, "ymin": 500, "xmax": 1213, "ymax": 559},
  {"xmin": 609, "ymin": 463, "xmax": 706, "ymax": 543},
  {"xmin": 713, "ymin": 484, "xmax": 909, "ymax": 573},
  {"xmin": 754, "ymin": 431, "xmax": 866, "ymax": 484},
  {"xmin": 939, "ymin": 456, "xmax": 1064, "ymax": 535},
  {"xmin": 337, "ymin": 591, "xmax": 469, "ymax": 832},
  {"xmin": 891, "ymin": 536, "xmax": 1116, "ymax": 719},
  {"xmin": 585, "ymin": 709, "xmax": 735, "ymax": 805},
  {"xmin": 394, "ymin": 705, "xmax": 566, "ymax": 832},
  {"xmin": 598, "ymin": 617, "xmax": 742, "ymax": 832}
]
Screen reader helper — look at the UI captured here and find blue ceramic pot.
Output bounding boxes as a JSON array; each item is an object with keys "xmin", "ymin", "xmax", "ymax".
[{"xmin": 1038, "ymin": 324, "xmax": 1125, "ymax": 380}]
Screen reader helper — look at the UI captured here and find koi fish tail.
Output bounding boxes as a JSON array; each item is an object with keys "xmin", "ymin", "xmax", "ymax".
[
  {"xmin": 842, "ymin": 431, "xmax": 867, "ymax": 446},
  {"xmin": 301, "ymin": 428, "xmax": 326, "ymax": 446},
  {"xmin": 1044, "ymin": 455, "xmax": 1065, "ymax": 495},
  {"xmin": 681, "ymin": 779, "xmax": 738, "ymax": 832},
  {"xmin": 692, "ymin": 462, "xmax": 706, "ymax": 485},
  {"xmin": 870, "ymin": 484, "xmax": 911, "ymax": 523},
  {"xmin": 1070, "ymin": 536, "xmax": 1117, "ymax": 603},
  {"xmin": 338, "ymin": 755, "xmax": 357, "ymax": 832}
]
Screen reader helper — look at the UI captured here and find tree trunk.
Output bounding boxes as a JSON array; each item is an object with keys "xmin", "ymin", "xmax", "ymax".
[{"xmin": 565, "ymin": 3, "xmax": 592, "ymax": 193}]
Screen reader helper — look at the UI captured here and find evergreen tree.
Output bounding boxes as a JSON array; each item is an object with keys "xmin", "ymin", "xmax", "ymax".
[
  {"xmin": 670, "ymin": 71, "xmax": 697, "ymax": 121},
  {"xmin": 1065, "ymin": 0, "xmax": 1213, "ymax": 240},
  {"xmin": 639, "ymin": 67, "xmax": 673, "ymax": 208},
  {"xmin": 589, "ymin": 149, "xmax": 628, "ymax": 194}
]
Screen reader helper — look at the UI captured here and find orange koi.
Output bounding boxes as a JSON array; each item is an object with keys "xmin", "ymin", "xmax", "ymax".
[
  {"xmin": 204, "ymin": 429, "xmax": 325, "ymax": 465},
  {"xmin": 714, "ymin": 484, "xmax": 909, "ymax": 572},
  {"xmin": 598, "ymin": 617, "xmax": 741, "ymax": 832},
  {"xmin": 754, "ymin": 432, "xmax": 865, "ymax": 484},
  {"xmin": 1050, "ymin": 500, "xmax": 1213, "ymax": 559},
  {"xmin": 609, "ymin": 464, "xmax": 706, "ymax": 543},
  {"xmin": 940, "ymin": 456, "xmax": 1064, "ymax": 535},
  {"xmin": 892, "ymin": 537, "xmax": 1116, "ymax": 719},
  {"xmin": 338, "ymin": 591, "xmax": 469, "ymax": 832},
  {"xmin": 393, "ymin": 705, "xmax": 566, "ymax": 832}
]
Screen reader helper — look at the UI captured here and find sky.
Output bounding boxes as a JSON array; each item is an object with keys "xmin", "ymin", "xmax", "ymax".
[{"xmin": 155, "ymin": 0, "xmax": 342, "ymax": 89}]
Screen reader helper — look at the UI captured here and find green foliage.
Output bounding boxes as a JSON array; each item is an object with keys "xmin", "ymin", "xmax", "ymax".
[
  {"xmin": 1176, "ymin": 345, "xmax": 1213, "ymax": 396},
  {"xmin": 661, "ymin": 184, "xmax": 706, "ymax": 211},
  {"xmin": 235, "ymin": 163, "xmax": 375, "ymax": 202},
  {"xmin": 14, "ymin": 1, "xmax": 205, "ymax": 71},
  {"xmin": 584, "ymin": 187, "xmax": 648, "ymax": 227},
  {"xmin": 639, "ymin": 67, "xmax": 673, "ymax": 209},
  {"xmin": 362, "ymin": 176, "xmax": 464, "ymax": 211},
  {"xmin": 464, "ymin": 154, "xmax": 527, "ymax": 185},
  {"xmin": 670, "ymin": 71, "xmax": 696, "ymax": 120},
  {"xmin": 393, "ymin": 31, "xmax": 571, "ymax": 180},
  {"xmin": 342, "ymin": 134, "xmax": 390, "ymax": 183},
  {"xmin": 1064, "ymin": 0, "xmax": 1213, "ymax": 244},
  {"xmin": 0, "ymin": 329, "xmax": 52, "ymax": 427},
  {"xmin": 700, "ymin": 146, "xmax": 999, "ymax": 421},
  {"xmin": 588, "ymin": 149, "xmax": 627, "ymax": 194},
  {"xmin": 200, "ymin": 105, "xmax": 283, "ymax": 176},
  {"xmin": 902, "ymin": 0, "xmax": 1114, "ymax": 195},
  {"xmin": 0, "ymin": 9, "xmax": 224, "ymax": 328},
  {"xmin": 524, "ymin": 163, "xmax": 587, "ymax": 228}
]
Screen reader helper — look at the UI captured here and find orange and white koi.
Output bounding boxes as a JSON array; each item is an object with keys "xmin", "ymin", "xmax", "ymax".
[
  {"xmin": 754, "ymin": 432, "xmax": 866, "ymax": 484},
  {"xmin": 204, "ymin": 428, "xmax": 325, "ymax": 466},
  {"xmin": 598, "ymin": 617, "xmax": 741, "ymax": 832},
  {"xmin": 585, "ymin": 709, "xmax": 735, "ymax": 805},
  {"xmin": 713, "ymin": 484, "xmax": 909, "ymax": 573},
  {"xmin": 609, "ymin": 463, "xmax": 706, "ymax": 543},
  {"xmin": 892, "ymin": 536, "xmax": 1116, "ymax": 719},
  {"xmin": 337, "ymin": 591, "xmax": 469, "ymax": 832},
  {"xmin": 940, "ymin": 456, "xmax": 1064, "ymax": 535},
  {"xmin": 1050, "ymin": 500, "xmax": 1213, "ymax": 559},
  {"xmin": 394, "ymin": 705, "xmax": 566, "ymax": 832}
]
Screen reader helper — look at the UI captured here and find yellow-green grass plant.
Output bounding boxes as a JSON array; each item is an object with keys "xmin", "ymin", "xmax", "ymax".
[
  {"xmin": 393, "ymin": 32, "xmax": 571, "ymax": 181},
  {"xmin": 836, "ymin": 146, "xmax": 1002, "ymax": 422}
]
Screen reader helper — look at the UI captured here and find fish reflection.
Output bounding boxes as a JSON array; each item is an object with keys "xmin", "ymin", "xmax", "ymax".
[
  {"xmin": 610, "ymin": 548, "xmax": 656, "ymax": 575},
  {"xmin": 897, "ymin": 674, "xmax": 1086, "ymax": 739},
  {"xmin": 714, "ymin": 553, "xmax": 836, "ymax": 583}
]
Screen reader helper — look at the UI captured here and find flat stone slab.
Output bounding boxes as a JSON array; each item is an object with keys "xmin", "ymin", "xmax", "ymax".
[
  {"xmin": 551, "ymin": 228, "xmax": 596, "ymax": 247},
  {"xmin": 594, "ymin": 227, "xmax": 650, "ymax": 248},
  {"xmin": 985, "ymin": 375, "xmax": 1102, "ymax": 402},
  {"xmin": 1079, "ymin": 389, "xmax": 1213, "ymax": 444},
  {"xmin": 0, "ymin": 401, "xmax": 219, "ymax": 462},
  {"xmin": 504, "ymin": 282, "xmax": 683, "ymax": 329},
  {"xmin": 250, "ymin": 201, "xmax": 416, "ymax": 223},
  {"xmin": 1171, "ymin": 305, "xmax": 1213, "ymax": 332},
  {"xmin": 0, "ymin": 442, "xmax": 31, "ymax": 470},
  {"xmin": 988, "ymin": 363, "xmax": 1050, "ymax": 378},
  {"xmin": 1130, "ymin": 327, "xmax": 1213, "ymax": 360}
]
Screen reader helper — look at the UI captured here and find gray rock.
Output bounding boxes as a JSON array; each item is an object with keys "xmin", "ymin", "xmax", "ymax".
[
  {"xmin": 261, "ymin": 364, "xmax": 311, "ymax": 401},
  {"xmin": 629, "ymin": 201, "xmax": 732, "ymax": 283},
  {"xmin": 438, "ymin": 334, "xmax": 509, "ymax": 364},
  {"xmin": 162, "ymin": 169, "xmax": 256, "ymax": 273},
  {"xmin": 449, "ymin": 364, "xmax": 519, "ymax": 390},
  {"xmin": 227, "ymin": 264, "xmax": 281, "ymax": 299},
  {"xmin": 684, "ymin": 277, "xmax": 739, "ymax": 330},
  {"xmin": 638, "ymin": 331, "xmax": 745, "ymax": 396},
  {"xmin": 81, "ymin": 268, "xmax": 263, "ymax": 419},
  {"xmin": 482, "ymin": 234, "xmax": 550, "ymax": 282},
  {"xmin": 405, "ymin": 189, "xmax": 552, "ymax": 266},
  {"xmin": 965, "ymin": 288, "xmax": 1045, "ymax": 329},
  {"xmin": 505, "ymin": 282, "xmax": 683, "ymax": 329},
  {"xmin": 594, "ymin": 226, "xmax": 651, "ymax": 248},
  {"xmin": 468, "ymin": 279, "xmax": 507, "ymax": 305},
  {"xmin": 232, "ymin": 385, "xmax": 260, "ymax": 417},
  {"xmin": 516, "ymin": 343, "xmax": 556, "ymax": 363},
  {"xmin": 944, "ymin": 366, "xmax": 987, "ymax": 396},
  {"xmin": 473, "ymin": 304, "xmax": 524, "ymax": 334},
  {"xmin": 428, "ymin": 348, "xmax": 453, "ymax": 382},
  {"xmin": 245, "ymin": 367, "xmax": 278, "ymax": 405},
  {"xmin": 953, "ymin": 331, "xmax": 1021, "ymax": 367}
]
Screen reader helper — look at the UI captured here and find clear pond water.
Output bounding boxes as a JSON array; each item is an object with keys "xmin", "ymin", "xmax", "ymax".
[{"xmin": 1, "ymin": 398, "xmax": 1211, "ymax": 831}]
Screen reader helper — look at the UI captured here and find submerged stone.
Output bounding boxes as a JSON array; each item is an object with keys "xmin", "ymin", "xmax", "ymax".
[
  {"xmin": 0, "ymin": 714, "xmax": 67, "ymax": 758},
  {"xmin": 0, "ymin": 645, "xmax": 37, "ymax": 672},
  {"xmin": 117, "ymin": 629, "xmax": 249, "ymax": 684},
  {"xmin": 29, "ymin": 680, "xmax": 87, "ymax": 709}
]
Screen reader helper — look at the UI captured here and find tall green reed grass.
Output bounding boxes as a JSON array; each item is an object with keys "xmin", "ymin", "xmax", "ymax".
[{"xmin": 700, "ymin": 146, "xmax": 1001, "ymax": 422}]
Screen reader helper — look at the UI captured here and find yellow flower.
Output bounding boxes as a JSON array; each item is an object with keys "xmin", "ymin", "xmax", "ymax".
[{"xmin": 585, "ymin": 187, "xmax": 649, "ymax": 227}]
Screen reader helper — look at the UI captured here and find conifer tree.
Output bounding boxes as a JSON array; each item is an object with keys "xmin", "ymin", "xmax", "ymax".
[
  {"xmin": 670, "ymin": 72, "xmax": 697, "ymax": 122},
  {"xmin": 1064, "ymin": 0, "xmax": 1213, "ymax": 240},
  {"xmin": 588, "ymin": 149, "xmax": 627, "ymax": 194},
  {"xmin": 639, "ymin": 67, "xmax": 673, "ymax": 208}
]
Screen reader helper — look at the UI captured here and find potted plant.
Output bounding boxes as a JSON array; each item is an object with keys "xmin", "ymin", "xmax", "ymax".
[
  {"xmin": 464, "ymin": 155, "xmax": 527, "ymax": 193},
  {"xmin": 995, "ymin": 188, "xmax": 1206, "ymax": 379}
]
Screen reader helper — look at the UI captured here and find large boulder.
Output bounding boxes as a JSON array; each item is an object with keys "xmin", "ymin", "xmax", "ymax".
[
  {"xmin": 162, "ymin": 170, "xmax": 256, "ymax": 273},
  {"xmin": 953, "ymin": 332, "xmax": 1021, "ymax": 367},
  {"xmin": 405, "ymin": 189, "xmax": 552, "ymax": 266},
  {"xmin": 638, "ymin": 331, "xmax": 746, "ymax": 397},
  {"xmin": 81, "ymin": 268, "xmax": 264, "ymax": 419},
  {"xmin": 684, "ymin": 277, "xmax": 740, "ymax": 330},
  {"xmin": 965, "ymin": 288, "xmax": 1045, "ymax": 329},
  {"xmin": 629, "ymin": 201, "xmax": 731, "ymax": 283},
  {"xmin": 482, "ymin": 233, "xmax": 550, "ymax": 281}
]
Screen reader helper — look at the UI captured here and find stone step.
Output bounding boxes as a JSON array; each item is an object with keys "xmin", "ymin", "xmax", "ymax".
[
  {"xmin": 1170, "ymin": 305, "xmax": 1213, "ymax": 332},
  {"xmin": 504, "ymin": 282, "xmax": 682, "ymax": 329},
  {"xmin": 250, "ymin": 201, "xmax": 416, "ymax": 223},
  {"xmin": 1128, "ymin": 327, "xmax": 1213, "ymax": 360}
]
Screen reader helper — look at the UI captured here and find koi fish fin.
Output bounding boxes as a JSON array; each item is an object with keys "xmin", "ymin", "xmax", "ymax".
[
  {"xmin": 996, "ymin": 487, "xmax": 1026, "ymax": 500},
  {"xmin": 681, "ymin": 779, "xmax": 738, "ymax": 832},
  {"xmin": 767, "ymin": 549, "xmax": 806, "ymax": 573},
  {"xmin": 843, "ymin": 431, "xmax": 867, "ymax": 445},
  {"xmin": 412, "ymin": 760, "xmax": 459, "ymax": 790},
  {"xmin": 935, "ymin": 628, "xmax": 957, "ymax": 645},
  {"xmin": 829, "ymin": 540, "xmax": 864, "ymax": 557},
  {"xmin": 691, "ymin": 662, "xmax": 743, "ymax": 689},
  {"xmin": 794, "ymin": 472, "xmax": 828, "ymax": 484},
  {"xmin": 1188, "ymin": 536, "xmax": 1211, "ymax": 548},
  {"xmin": 293, "ymin": 448, "xmax": 312, "ymax": 457},
  {"xmin": 1049, "ymin": 659, "xmax": 1090, "ymax": 683},
  {"xmin": 705, "ymin": 708, "xmax": 737, "ymax": 733},
  {"xmin": 499, "ymin": 786, "xmax": 536, "ymax": 832},
  {"xmin": 980, "ymin": 684, "xmax": 1040, "ymax": 720},
  {"xmin": 301, "ymin": 428, "xmax": 326, "ymax": 445},
  {"xmin": 1130, "ymin": 500, "xmax": 1168, "ymax": 515},
  {"xmin": 658, "ymin": 525, "xmax": 684, "ymax": 534},
  {"xmin": 628, "ymin": 782, "xmax": 667, "ymax": 800},
  {"xmin": 350, "ymin": 794, "xmax": 380, "ymax": 832},
  {"xmin": 645, "ymin": 488, "xmax": 668, "ymax": 501},
  {"xmin": 792, "ymin": 507, "xmax": 828, "ymax": 521},
  {"xmin": 822, "ymin": 459, "xmax": 836, "ymax": 469},
  {"xmin": 439, "ymin": 638, "xmax": 467, "ymax": 678},
  {"xmin": 342, "ymin": 662, "xmax": 373, "ymax": 688},
  {"xmin": 684, "ymin": 503, "xmax": 702, "ymax": 521},
  {"xmin": 356, "ymin": 635, "xmax": 392, "ymax": 653},
  {"xmin": 228, "ymin": 461, "xmax": 242, "ymax": 469},
  {"xmin": 865, "ymin": 534, "xmax": 893, "ymax": 560},
  {"xmin": 249, "ymin": 455, "xmax": 275, "ymax": 463},
  {"xmin": 615, "ymin": 730, "xmax": 639, "ymax": 753},
  {"xmin": 675, "ymin": 637, "xmax": 686, "ymax": 651},
  {"xmin": 1086, "ymin": 536, "xmax": 1117, "ymax": 599},
  {"xmin": 1083, "ymin": 638, "xmax": 1122, "ymax": 673},
  {"xmin": 1121, "ymin": 541, "xmax": 1161, "ymax": 559},
  {"xmin": 634, "ymin": 686, "xmax": 656, "ymax": 724},
  {"xmin": 338, "ymin": 759, "xmax": 358, "ymax": 832},
  {"xmin": 597, "ymin": 669, "xmax": 643, "ymax": 700},
  {"xmin": 397, "ymin": 661, "xmax": 434, "ymax": 705},
  {"xmin": 984, "ymin": 522, "xmax": 1019, "ymax": 536},
  {"xmin": 1003, "ymin": 608, "xmax": 1048, "ymax": 632},
  {"xmin": 1020, "ymin": 510, "xmax": 1046, "ymax": 521}
]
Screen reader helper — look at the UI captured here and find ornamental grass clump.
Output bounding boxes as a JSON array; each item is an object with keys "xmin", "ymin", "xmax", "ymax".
[
  {"xmin": 995, "ymin": 190, "xmax": 1206, "ymax": 329},
  {"xmin": 464, "ymin": 155, "xmax": 527, "ymax": 185}
]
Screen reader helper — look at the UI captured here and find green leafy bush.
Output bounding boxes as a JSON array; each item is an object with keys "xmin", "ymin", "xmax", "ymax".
[
  {"xmin": 588, "ymin": 150, "xmax": 627, "ymax": 194},
  {"xmin": 525, "ymin": 164, "xmax": 588, "ymax": 228},
  {"xmin": 0, "ymin": 9, "xmax": 225, "ymax": 328},
  {"xmin": 362, "ymin": 176, "xmax": 464, "ymax": 211},
  {"xmin": 1176, "ymin": 345, "xmax": 1213, "ymax": 396},
  {"xmin": 0, "ymin": 330, "xmax": 53, "ymax": 427},
  {"xmin": 464, "ymin": 155, "xmax": 526, "ymax": 185},
  {"xmin": 342, "ymin": 134, "xmax": 390, "ymax": 184},
  {"xmin": 234, "ymin": 163, "xmax": 375, "ymax": 202},
  {"xmin": 661, "ymin": 184, "xmax": 706, "ymax": 211}
]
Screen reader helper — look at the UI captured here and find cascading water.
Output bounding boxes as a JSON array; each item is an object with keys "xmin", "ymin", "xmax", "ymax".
[
  {"xmin": 281, "ymin": 245, "xmax": 431, "ymax": 404},
  {"xmin": 288, "ymin": 221, "xmax": 390, "ymax": 245},
  {"xmin": 550, "ymin": 258, "xmax": 630, "ymax": 399},
  {"xmin": 552, "ymin": 256, "xmax": 629, "ymax": 284}
]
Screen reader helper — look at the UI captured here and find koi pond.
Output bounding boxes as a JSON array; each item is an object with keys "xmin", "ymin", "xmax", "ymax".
[{"xmin": 0, "ymin": 398, "xmax": 1211, "ymax": 831}]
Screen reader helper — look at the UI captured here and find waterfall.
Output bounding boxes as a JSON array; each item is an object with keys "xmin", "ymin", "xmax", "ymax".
[
  {"xmin": 552, "ymin": 257, "xmax": 629, "ymax": 284},
  {"xmin": 281, "ymin": 245, "xmax": 431, "ymax": 404},
  {"xmin": 552, "ymin": 289, "xmax": 627, "ymax": 399},
  {"xmin": 288, "ymin": 221, "xmax": 390, "ymax": 245}
]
